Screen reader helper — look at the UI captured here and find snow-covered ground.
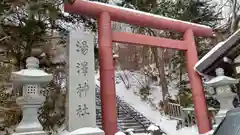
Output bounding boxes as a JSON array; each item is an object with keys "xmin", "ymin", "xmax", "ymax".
[{"xmin": 95, "ymin": 70, "xmax": 209, "ymax": 135}]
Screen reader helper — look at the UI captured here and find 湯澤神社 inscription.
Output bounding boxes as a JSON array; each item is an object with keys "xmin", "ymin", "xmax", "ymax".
[
  {"xmin": 66, "ymin": 29, "xmax": 96, "ymax": 132},
  {"xmin": 76, "ymin": 40, "xmax": 89, "ymax": 55},
  {"xmin": 76, "ymin": 81, "xmax": 89, "ymax": 98},
  {"xmin": 76, "ymin": 61, "xmax": 88, "ymax": 76}
]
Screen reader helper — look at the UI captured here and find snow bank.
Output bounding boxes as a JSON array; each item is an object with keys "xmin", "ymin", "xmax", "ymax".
[
  {"xmin": 70, "ymin": 127, "xmax": 104, "ymax": 134},
  {"xmin": 167, "ymin": 126, "xmax": 214, "ymax": 135},
  {"xmin": 170, "ymin": 126, "xmax": 199, "ymax": 135}
]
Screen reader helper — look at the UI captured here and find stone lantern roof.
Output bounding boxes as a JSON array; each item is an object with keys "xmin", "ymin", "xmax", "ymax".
[
  {"xmin": 11, "ymin": 57, "xmax": 52, "ymax": 83},
  {"xmin": 204, "ymin": 68, "xmax": 239, "ymax": 87}
]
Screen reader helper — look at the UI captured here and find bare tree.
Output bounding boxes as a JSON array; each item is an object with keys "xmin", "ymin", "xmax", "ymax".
[{"xmin": 230, "ymin": 0, "xmax": 240, "ymax": 33}]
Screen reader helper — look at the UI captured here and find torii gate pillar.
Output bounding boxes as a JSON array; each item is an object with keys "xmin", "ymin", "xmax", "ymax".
[
  {"xmin": 184, "ymin": 29, "xmax": 211, "ymax": 132},
  {"xmin": 98, "ymin": 12, "xmax": 118, "ymax": 135},
  {"xmin": 64, "ymin": 1, "xmax": 213, "ymax": 135}
]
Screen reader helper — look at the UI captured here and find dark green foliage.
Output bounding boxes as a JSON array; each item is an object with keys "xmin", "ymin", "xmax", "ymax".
[
  {"xmin": 38, "ymin": 81, "xmax": 65, "ymax": 132},
  {"xmin": 139, "ymin": 85, "xmax": 151, "ymax": 101},
  {"xmin": 171, "ymin": 0, "xmax": 219, "ymax": 27},
  {"xmin": 177, "ymin": 80, "xmax": 193, "ymax": 107},
  {"xmin": 0, "ymin": 0, "xmax": 100, "ymax": 70},
  {"xmin": 177, "ymin": 80, "xmax": 220, "ymax": 109},
  {"xmin": 117, "ymin": 0, "xmax": 219, "ymax": 27},
  {"xmin": 64, "ymin": 0, "xmax": 76, "ymax": 4}
]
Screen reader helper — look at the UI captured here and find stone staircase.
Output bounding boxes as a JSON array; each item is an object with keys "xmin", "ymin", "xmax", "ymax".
[{"xmin": 95, "ymin": 86, "xmax": 153, "ymax": 133}]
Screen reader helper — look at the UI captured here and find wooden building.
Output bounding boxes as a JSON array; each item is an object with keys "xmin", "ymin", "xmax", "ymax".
[{"xmin": 195, "ymin": 29, "xmax": 240, "ymax": 78}]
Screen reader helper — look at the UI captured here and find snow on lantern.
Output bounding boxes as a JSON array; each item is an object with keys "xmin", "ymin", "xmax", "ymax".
[
  {"xmin": 11, "ymin": 57, "xmax": 52, "ymax": 135},
  {"xmin": 204, "ymin": 67, "xmax": 239, "ymax": 125}
]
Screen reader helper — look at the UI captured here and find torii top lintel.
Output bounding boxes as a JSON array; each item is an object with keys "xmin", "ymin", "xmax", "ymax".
[{"xmin": 64, "ymin": 0, "xmax": 214, "ymax": 37}]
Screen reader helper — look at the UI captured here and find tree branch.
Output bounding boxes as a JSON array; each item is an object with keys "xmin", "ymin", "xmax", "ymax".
[
  {"xmin": 0, "ymin": 6, "xmax": 15, "ymax": 23},
  {"xmin": 190, "ymin": 0, "xmax": 230, "ymax": 22},
  {"xmin": 0, "ymin": 36, "xmax": 10, "ymax": 42},
  {"xmin": 230, "ymin": 0, "xmax": 238, "ymax": 33}
]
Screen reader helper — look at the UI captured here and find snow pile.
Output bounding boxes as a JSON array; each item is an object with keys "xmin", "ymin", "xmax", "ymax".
[
  {"xmin": 170, "ymin": 126, "xmax": 199, "ymax": 135},
  {"xmin": 70, "ymin": 127, "xmax": 104, "ymax": 134},
  {"xmin": 115, "ymin": 131, "xmax": 127, "ymax": 135},
  {"xmin": 147, "ymin": 124, "xmax": 159, "ymax": 131},
  {"xmin": 126, "ymin": 128, "xmax": 135, "ymax": 135},
  {"xmin": 164, "ymin": 125, "xmax": 213, "ymax": 135}
]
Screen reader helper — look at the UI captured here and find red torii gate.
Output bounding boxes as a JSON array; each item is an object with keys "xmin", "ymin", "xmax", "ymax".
[{"xmin": 64, "ymin": 1, "xmax": 213, "ymax": 135}]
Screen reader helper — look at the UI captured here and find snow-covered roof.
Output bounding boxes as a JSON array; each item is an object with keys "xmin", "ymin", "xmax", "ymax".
[{"xmin": 195, "ymin": 29, "xmax": 240, "ymax": 76}]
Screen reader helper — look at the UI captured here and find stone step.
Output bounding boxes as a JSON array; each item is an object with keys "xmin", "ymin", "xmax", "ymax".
[
  {"xmin": 96, "ymin": 120, "xmax": 149, "ymax": 133},
  {"xmin": 96, "ymin": 121, "xmax": 144, "ymax": 126},
  {"xmin": 97, "ymin": 125, "xmax": 146, "ymax": 133},
  {"xmin": 120, "ymin": 125, "xmax": 144, "ymax": 129},
  {"xmin": 96, "ymin": 126, "xmax": 145, "ymax": 133},
  {"xmin": 96, "ymin": 118, "xmax": 140, "ymax": 123},
  {"xmin": 96, "ymin": 108, "xmax": 126, "ymax": 110},
  {"xmin": 95, "ymin": 110, "xmax": 127, "ymax": 114},
  {"xmin": 96, "ymin": 118, "xmax": 148, "ymax": 124},
  {"xmin": 120, "ymin": 122, "xmax": 145, "ymax": 127},
  {"xmin": 117, "ymin": 112, "xmax": 128, "ymax": 116},
  {"xmin": 117, "ymin": 114, "xmax": 129, "ymax": 117},
  {"xmin": 134, "ymin": 128, "xmax": 146, "ymax": 133},
  {"xmin": 96, "ymin": 124, "xmax": 147, "ymax": 130},
  {"xmin": 118, "ymin": 119, "xmax": 140, "ymax": 122},
  {"xmin": 96, "ymin": 113, "xmax": 130, "ymax": 116},
  {"xmin": 121, "ymin": 126, "xmax": 146, "ymax": 133},
  {"xmin": 96, "ymin": 115, "xmax": 151, "ymax": 123},
  {"xmin": 96, "ymin": 115, "xmax": 145, "ymax": 121},
  {"xmin": 95, "ymin": 90, "xmax": 151, "ymax": 134}
]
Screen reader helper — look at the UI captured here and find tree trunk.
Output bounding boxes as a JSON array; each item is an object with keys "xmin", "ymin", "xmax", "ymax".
[
  {"xmin": 230, "ymin": 0, "xmax": 239, "ymax": 33},
  {"xmin": 179, "ymin": 67, "xmax": 182, "ymax": 87},
  {"xmin": 151, "ymin": 47, "xmax": 169, "ymax": 113}
]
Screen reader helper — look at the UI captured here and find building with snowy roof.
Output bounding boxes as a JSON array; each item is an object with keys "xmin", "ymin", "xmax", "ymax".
[{"xmin": 195, "ymin": 29, "xmax": 240, "ymax": 77}]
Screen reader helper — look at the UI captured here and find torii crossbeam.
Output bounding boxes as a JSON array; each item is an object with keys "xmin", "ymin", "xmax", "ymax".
[{"xmin": 64, "ymin": 1, "xmax": 214, "ymax": 135}]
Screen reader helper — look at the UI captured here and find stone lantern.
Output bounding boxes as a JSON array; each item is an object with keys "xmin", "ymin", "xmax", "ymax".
[
  {"xmin": 11, "ymin": 57, "xmax": 53, "ymax": 135},
  {"xmin": 204, "ymin": 68, "xmax": 239, "ymax": 125}
]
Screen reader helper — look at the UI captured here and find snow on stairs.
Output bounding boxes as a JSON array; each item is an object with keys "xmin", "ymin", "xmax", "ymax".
[{"xmin": 95, "ymin": 86, "xmax": 152, "ymax": 133}]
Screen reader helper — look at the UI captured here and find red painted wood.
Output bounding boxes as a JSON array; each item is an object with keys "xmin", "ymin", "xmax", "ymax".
[
  {"xmin": 64, "ymin": 0, "xmax": 213, "ymax": 37},
  {"xmin": 98, "ymin": 12, "xmax": 118, "ymax": 135},
  {"xmin": 112, "ymin": 32, "xmax": 187, "ymax": 50},
  {"xmin": 184, "ymin": 29, "xmax": 211, "ymax": 134}
]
